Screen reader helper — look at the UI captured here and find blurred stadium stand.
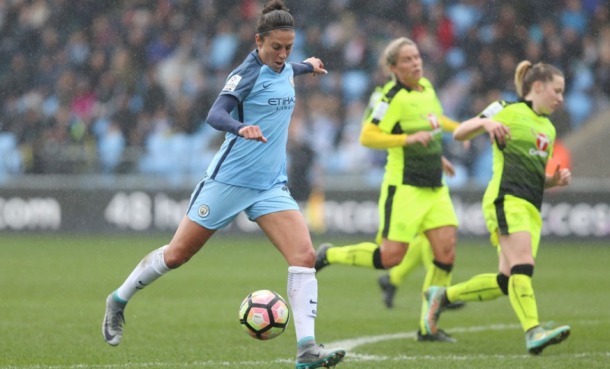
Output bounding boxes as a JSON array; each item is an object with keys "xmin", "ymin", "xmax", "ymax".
[{"xmin": 0, "ymin": 0, "xmax": 609, "ymax": 189}]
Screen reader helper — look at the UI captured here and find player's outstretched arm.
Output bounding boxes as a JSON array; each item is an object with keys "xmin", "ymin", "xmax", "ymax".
[
  {"xmin": 302, "ymin": 57, "xmax": 328, "ymax": 75},
  {"xmin": 454, "ymin": 117, "xmax": 511, "ymax": 146},
  {"xmin": 440, "ymin": 115, "xmax": 460, "ymax": 132}
]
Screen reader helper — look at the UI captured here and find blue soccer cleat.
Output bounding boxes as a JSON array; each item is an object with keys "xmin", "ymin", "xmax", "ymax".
[
  {"xmin": 423, "ymin": 286, "xmax": 448, "ymax": 336},
  {"xmin": 526, "ymin": 325, "xmax": 570, "ymax": 355}
]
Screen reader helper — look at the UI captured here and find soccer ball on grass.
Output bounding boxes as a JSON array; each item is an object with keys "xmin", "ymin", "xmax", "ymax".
[{"xmin": 239, "ymin": 290, "xmax": 290, "ymax": 340}]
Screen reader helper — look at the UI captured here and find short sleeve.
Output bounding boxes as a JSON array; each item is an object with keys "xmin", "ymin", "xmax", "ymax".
[
  {"xmin": 371, "ymin": 98, "xmax": 400, "ymax": 133},
  {"xmin": 219, "ymin": 61, "xmax": 261, "ymax": 103},
  {"xmin": 479, "ymin": 101, "xmax": 507, "ymax": 119}
]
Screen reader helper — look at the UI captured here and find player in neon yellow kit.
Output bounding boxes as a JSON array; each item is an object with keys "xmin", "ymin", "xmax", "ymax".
[
  {"xmin": 424, "ymin": 61, "xmax": 571, "ymax": 354},
  {"xmin": 316, "ymin": 37, "xmax": 461, "ymax": 342},
  {"xmin": 362, "ymin": 80, "xmax": 464, "ymax": 312}
]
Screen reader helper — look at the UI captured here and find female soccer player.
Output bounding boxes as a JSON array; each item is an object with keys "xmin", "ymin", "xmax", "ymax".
[
  {"xmin": 102, "ymin": 2, "xmax": 346, "ymax": 367},
  {"xmin": 362, "ymin": 74, "xmax": 464, "ymax": 312},
  {"xmin": 424, "ymin": 61, "xmax": 571, "ymax": 354},
  {"xmin": 315, "ymin": 37, "xmax": 461, "ymax": 342}
]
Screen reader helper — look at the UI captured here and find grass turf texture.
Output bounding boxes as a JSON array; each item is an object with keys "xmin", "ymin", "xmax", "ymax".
[{"xmin": 0, "ymin": 233, "xmax": 608, "ymax": 368}]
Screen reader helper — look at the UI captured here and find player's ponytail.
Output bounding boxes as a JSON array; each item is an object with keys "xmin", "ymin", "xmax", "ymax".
[
  {"xmin": 515, "ymin": 60, "xmax": 564, "ymax": 98},
  {"xmin": 257, "ymin": 0, "xmax": 294, "ymax": 40}
]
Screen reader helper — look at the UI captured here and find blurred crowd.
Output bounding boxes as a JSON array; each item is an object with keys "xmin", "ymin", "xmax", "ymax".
[{"xmin": 0, "ymin": 0, "xmax": 609, "ymax": 189}]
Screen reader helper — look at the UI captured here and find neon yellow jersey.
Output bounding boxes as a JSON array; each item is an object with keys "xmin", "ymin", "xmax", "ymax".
[
  {"xmin": 481, "ymin": 100, "xmax": 556, "ymax": 210},
  {"xmin": 368, "ymin": 78, "xmax": 444, "ymax": 187}
]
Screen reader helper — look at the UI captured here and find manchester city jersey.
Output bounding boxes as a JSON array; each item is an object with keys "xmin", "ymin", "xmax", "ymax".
[
  {"xmin": 206, "ymin": 50, "xmax": 297, "ymax": 190},
  {"xmin": 481, "ymin": 100, "xmax": 556, "ymax": 210}
]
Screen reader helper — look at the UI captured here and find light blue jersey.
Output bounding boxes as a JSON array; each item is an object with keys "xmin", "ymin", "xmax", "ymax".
[{"xmin": 206, "ymin": 50, "xmax": 297, "ymax": 190}]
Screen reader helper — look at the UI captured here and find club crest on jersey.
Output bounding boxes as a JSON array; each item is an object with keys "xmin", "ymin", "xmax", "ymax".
[
  {"xmin": 425, "ymin": 113, "xmax": 443, "ymax": 136},
  {"xmin": 529, "ymin": 130, "xmax": 550, "ymax": 157},
  {"xmin": 198, "ymin": 205, "xmax": 210, "ymax": 218},
  {"xmin": 536, "ymin": 133, "xmax": 549, "ymax": 151},
  {"xmin": 289, "ymin": 77, "xmax": 294, "ymax": 88}
]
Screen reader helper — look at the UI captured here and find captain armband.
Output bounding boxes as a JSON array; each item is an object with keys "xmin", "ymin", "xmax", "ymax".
[
  {"xmin": 371, "ymin": 100, "xmax": 389, "ymax": 124},
  {"xmin": 480, "ymin": 101, "xmax": 505, "ymax": 119}
]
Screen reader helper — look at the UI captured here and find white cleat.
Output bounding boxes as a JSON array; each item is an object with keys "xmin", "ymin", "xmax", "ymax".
[{"xmin": 103, "ymin": 293, "xmax": 126, "ymax": 346}]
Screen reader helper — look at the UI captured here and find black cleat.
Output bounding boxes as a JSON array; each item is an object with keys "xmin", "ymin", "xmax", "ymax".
[
  {"xmin": 417, "ymin": 329, "xmax": 457, "ymax": 343},
  {"xmin": 446, "ymin": 300, "xmax": 466, "ymax": 310},
  {"xmin": 314, "ymin": 243, "xmax": 334, "ymax": 272},
  {"xmin": 378, "ymin": 274, "xmax": 397, "ymax": 309}
]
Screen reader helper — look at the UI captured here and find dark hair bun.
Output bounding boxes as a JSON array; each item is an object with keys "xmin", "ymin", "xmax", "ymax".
[{"xmin": 262, "ymin": 0, "xmax": 289, "ymax": 14}]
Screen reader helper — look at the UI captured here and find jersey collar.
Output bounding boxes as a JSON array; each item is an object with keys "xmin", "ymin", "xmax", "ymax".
[
  {"xmin": 520, "ymin": 99, "xmax": 548, "ymax": 117},
  {"xmin": 251, "ymin": 50, "xmax": 263, "ymax": 66},
  {"xmin": 396, "ymin": 79, "xmax": 423, "ymax": 93}
]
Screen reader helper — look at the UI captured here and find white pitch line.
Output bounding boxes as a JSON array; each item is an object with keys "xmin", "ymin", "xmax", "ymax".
[
  {"xmin": 5, "ymin": 353, "xmax": 610, "ymax": 369},
  {"xmin": 345, "ymin": 352, "xmax": 610, "ymax": 362},
  {"xmin": 326, "ymin": 318, "xmax": 603, "ymax": 351},
  {"xmin": 2, "ymin": 320, "xmax": 606, "ymax": 369},
  {"xmin": 326, "ymin": 322, "xmax": 522, "ymax": 350},
  {"xmin": 0, "ymin": 361, "xmax": 297, "ymax": 369}
]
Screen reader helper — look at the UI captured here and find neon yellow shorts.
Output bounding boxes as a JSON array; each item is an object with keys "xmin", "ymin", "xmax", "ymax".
[
  {"xmin": 483, "ymin": 194, "xmax": 542, "ymax": 257},
  {"xmin": 376, "ymin": 183, "xmax": 458, "ymax": 244}
]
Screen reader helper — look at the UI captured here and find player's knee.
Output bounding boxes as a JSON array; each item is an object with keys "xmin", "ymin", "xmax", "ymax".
[
  {"xmin": 377, "ymin": 247, "xmax": 405, "ymax": 269},
  {"xmin": 163, "ymin": 246, "xmax": 193, "ymax": 269},
  {"xmin": 446, "ymin": 232, "xmax": 457, "ymax": 249},
  {"xmin": 435, "ymin": 246, "xmax": 455, "ymax": 265},
  {"xmin": 297, "ymin": 248, "xmax": 316, "ymax": 268},
  {"xmin": 288, "ymin": 243, "xmax": 315, "ymax": 268}
]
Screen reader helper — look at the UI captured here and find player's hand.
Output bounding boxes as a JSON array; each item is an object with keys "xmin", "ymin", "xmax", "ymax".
[
  {"xmin": 406, "ymin": 131, "xmax": 434, "ymax": 147},
  {"xmin": 548, "ymin": 164, "xmax": 571, "ymax": 187},
  {"xmin": 441, "ymin": 156, "xmax": 455, "ymax": 177},
  {"xmin": 303, "ymin": 57, "xmax": 328, "ymax": 75},
  {"xmin": 238, "ymin": 125, "xmax": 267, "ymax": 143},
  {"xmin": 483, "ymin": 119, "xmax": 511, "ymax": 147}
]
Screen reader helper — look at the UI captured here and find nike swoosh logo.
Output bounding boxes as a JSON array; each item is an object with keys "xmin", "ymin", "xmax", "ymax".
[
  {"xmin": 104, "ymin": 318, "xmax": 118, "ymax": 342},
  {"xmin": 263, "ymin": 83, "xmax": 273, "ymax": 88},
  {"xmin": 310, "ymin": 299, "xmax": 317, "ymax": 304},
  {"xmin": 532, "ymin": 332, "xmax": 547, "ymax": 342},
  {"xmin": 136, "ymin": 280, "xmax": 148, "ymax": 290},
  {"xmin": 104, "ymin": 324, "xmax": 116, "ymax": 341}
]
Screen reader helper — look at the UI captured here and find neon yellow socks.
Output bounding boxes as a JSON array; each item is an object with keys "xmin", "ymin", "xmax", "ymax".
[
  {"xmin": 509, "ymin": 273, "xmax": 539, "ymax": 332},
  {"xmin": 446, "ymin": 273, "xmax": 505, "ymax": 302},
  {"xmin": 326, "ymin": 242, "xmax": 378, "ymax": 269}
]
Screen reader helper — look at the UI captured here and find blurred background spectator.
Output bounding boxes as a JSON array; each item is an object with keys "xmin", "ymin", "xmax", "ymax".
[{"xmin": 0, "ymin": 0, "xmax": 607, "ymax": 188}]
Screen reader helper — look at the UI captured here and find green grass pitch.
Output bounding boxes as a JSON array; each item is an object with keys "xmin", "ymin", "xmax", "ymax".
[{"xmin": 1, "ymin": 233, "xmax": 608, "ymax": 368}]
